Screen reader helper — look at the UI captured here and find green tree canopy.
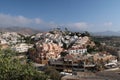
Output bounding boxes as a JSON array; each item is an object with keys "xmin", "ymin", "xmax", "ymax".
[
  {"xmin": 44, "ymin": 66, "xmax": 61, "ymax": 80},
  {"xmin": 0, "ymin": 49, "xmax": 48, "ymax": 80}
]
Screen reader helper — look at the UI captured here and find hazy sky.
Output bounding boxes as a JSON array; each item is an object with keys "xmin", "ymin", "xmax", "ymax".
[{"xmin": 0, "ymin": 0, "xmax": 120, "ymax": 32}]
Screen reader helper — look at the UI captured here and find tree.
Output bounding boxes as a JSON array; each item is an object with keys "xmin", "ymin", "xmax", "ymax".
[
  {"xmin": 87, "ymin": 45, "xmax": 96, "ymax": 53},
  {"xmin": 60, "ymin": 51, "xmax": 69, "ymax": 57},
  {"xmin": 81, "ymin": 31, "xmax": 90, "ymax": 37},
  {"xmin": 44, "ymin": 66, "xmax": 61, "ymax": 80},
  {"xmin": 0, "ymin": 49, "xmax": 48, "ymax": 80},
  {"xmin": 84, "ymin": 31, "xmax": 90, "ymax": 36}
]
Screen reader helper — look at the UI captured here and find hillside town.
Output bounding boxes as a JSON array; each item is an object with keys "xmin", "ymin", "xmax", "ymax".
[{"xmin": 0, "ymin": 28, "xmax": 119, "ymax": 80}]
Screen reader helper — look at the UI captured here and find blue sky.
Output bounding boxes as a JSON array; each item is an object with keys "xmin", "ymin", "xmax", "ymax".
[{"xmin": 0, "ymin": 0, "xmax": 120, "ymax": 32}]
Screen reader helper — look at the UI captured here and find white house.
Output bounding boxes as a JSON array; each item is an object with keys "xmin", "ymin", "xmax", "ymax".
[
  {"xmin": 0, "ymin": 39, "xmax": 8, "ymax": 44},
  {"xmin": 68, "ymin": 47, "xmax": 87, "ymax": 55},
  {"xmin": 12, "ymin": 43, "xmax": 33, "ymax": 53}
]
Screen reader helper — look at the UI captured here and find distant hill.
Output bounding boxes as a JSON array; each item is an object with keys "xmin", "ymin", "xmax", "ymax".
[
  {"xmin": 0, "ymin": 27, "xmax": 120, "ymax": 36},
  {"xmin": 0, "ymin": 26, "xmax": 42, "ymax": 35},
  {"xmin": 92, "ymin": 31, "xmax": 120, "ymax": 36}
]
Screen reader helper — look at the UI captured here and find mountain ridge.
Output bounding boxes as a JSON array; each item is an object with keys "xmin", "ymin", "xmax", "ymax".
[
  {"xmin": 0, "ymin": 26, "xmax": 120, "ymax": 36},
  {"xmin": 92, "ymin": 31, "xmax": 120, "ymax": 36},
  {"xmin": 0, "ymin": 26, "xmax": 42, "ymax": 35}
]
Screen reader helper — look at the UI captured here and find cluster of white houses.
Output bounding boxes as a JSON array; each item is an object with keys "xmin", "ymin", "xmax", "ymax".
[
  {"xmin": 68, "ymin": 47, "xmax": 87, "ymax": 55},
  {"xmin": 11, "ymin": 43, "xmax": 33, "ymax": 53},
  {"xmin": 0, "ymin": 31, "xmax": 118, "ymax": 70},
  {"xmin": 0, "ymin": 32, "xmax": 33, "ymax": 53}
]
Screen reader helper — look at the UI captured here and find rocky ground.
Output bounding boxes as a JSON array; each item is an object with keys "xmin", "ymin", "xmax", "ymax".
[{"xmin": 96, "ymin": 69, "xmax": 120, "ymax": 80}]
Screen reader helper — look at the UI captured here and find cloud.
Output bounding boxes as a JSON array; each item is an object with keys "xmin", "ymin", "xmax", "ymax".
[
  {"xmin": 42, "ymin": 22, "xmax": 89, "ymax": 31},
  {"xmin": 0, "ymin": 13, "xmax": 58, "ymax": 31},
  {"xmin": 47, "ymin": 21, "xmax": 58, "ymax": 28},
  {"xmin": 0, "ymin": 13, "xmax": 90, "ymax": 31},
  {"xmin": 0, "ymin": 13, "xmax": 43, "ymax": 26},
  {"xmin": 65, "ymin": 22, "xmax": 89, "ymax": 31},
  {"xmin": 44, "ymin": 22, "xmax": 90, "ymax": 31},
  {"xmin": 72, "ymin": 22, "xmax": 88, "ymax": 28},
  {"xmin": 104, "ymin": 22, "xmax": 113, "ymax": 26},
  {"xmin": 34, "ymin": 18, "xmax": 43, "ymax": 24}
]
